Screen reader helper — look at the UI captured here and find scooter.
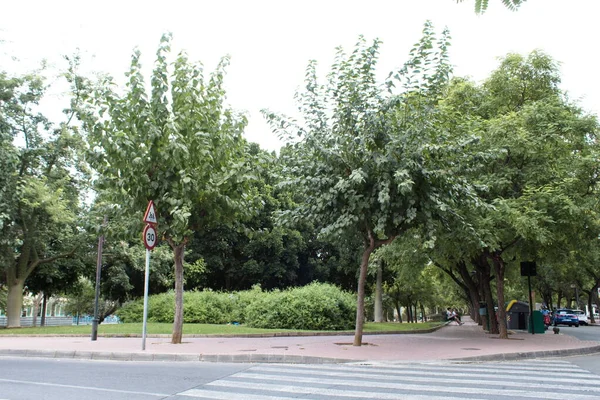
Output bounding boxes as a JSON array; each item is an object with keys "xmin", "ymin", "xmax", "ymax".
[{"xmin": 543, "ymin": 313, "xmax": 551, "ymax": 330}]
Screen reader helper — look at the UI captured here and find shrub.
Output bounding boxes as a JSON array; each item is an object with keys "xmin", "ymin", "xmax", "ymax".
[
  {"xmin": 116, "ymin": 282, "xmax": 356, "ymax": 330},
  {"xmin": 183, "ymin": 290, "xmax": 233, "ymax": 324},
  {"xmin": 245, "ymin": 282, "xmax": 356, "ymax": 330}
]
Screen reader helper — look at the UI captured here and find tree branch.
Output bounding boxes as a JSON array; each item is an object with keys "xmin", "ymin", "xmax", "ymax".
[{"xmin": 26, "ymin": 247, "xmax": 77, "ymax": 278}]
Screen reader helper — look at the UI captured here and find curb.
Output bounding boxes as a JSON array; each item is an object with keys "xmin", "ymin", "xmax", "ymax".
[
  {"xmin": 0, "ymin": 323, "xmax": 448, "ymax": 339},
  {"xmin": 3, "ymin": 344, "xmax": 600, "ymax": 364},
  {"xmin": 451, "ymin": 344, "xmax": 600, "ymax": 363},
  {"xmin": 0, "ymin": 348, "xmax": 348, "ymax": 364}
]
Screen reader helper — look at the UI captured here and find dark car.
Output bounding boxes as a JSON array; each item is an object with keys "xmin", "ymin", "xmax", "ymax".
[{"xmin": 553, "ymin": 309, "xmax": 579, "ymax": 327}]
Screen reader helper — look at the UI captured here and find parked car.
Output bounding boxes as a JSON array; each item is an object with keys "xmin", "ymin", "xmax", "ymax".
[
  {"xmin": 553, "ymin": 309, "xmax": 579, "ymax": 327},
  {"xmin": 573, "ymin": 310, "xmax": 589, "ymax": 326}
]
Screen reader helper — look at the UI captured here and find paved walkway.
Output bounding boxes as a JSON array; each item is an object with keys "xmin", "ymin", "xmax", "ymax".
[{"xmin": 1, "ymin": 318, "xmax": 599, "ymax": 363}]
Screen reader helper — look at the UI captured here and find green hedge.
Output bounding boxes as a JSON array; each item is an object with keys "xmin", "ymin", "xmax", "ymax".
[{"xmin": 116, "ymin": 282, "xmax": 356, "ymax": 330}]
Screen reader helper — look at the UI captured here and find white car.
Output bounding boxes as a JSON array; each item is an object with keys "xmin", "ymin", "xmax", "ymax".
[{"xmin": 573, "ymin": 310, "xmax": 589, "ymax": 326}]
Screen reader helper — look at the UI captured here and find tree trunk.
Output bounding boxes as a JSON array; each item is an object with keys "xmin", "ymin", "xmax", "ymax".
[
  {"xmin": 588, "ymin": 284, "xmax": 597, "ymax": 324},
  {"xmin": 374, "ymin": 259, "xmax": 383, "ymax": 323},
  {"xmin": 41, "ymin": 292, "xmax": 48, "ymax": 327},
  {"xmin": 353, "ymin": 241, "xmax": 376, "ymax": 346},
  {"xmin": 491, "ymin": 254, "xmax": 508, "ymax": 339},
  {"xmin": 556, "ymin": 290, "xmax": 562, "ymax": 309},
  {"xmin": 171, "ymin": 242, "xmax": 186, "ymax": 344},
  {"xmin": 473, "ymin": 255, "xmax": 498, "ymax": 334},
  {"xmin": 31, "ymin": 293, "xmax": 43, "ymax": 327},
  {"xmin": 6, "ymin": 280, "xmax": 25, "ymax": 328},
  {"xmin": 394, "ymin": 300, "xmax": 402, "ymax": 323},
  {"xmin": 457, "ymin": 261, "xmax": 481, "ymax": 324}
]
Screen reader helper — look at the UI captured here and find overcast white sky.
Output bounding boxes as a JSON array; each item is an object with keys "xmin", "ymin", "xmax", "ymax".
[{"xmin": 2, "ymin": 0, "xmax": 598, "ymax": 151}]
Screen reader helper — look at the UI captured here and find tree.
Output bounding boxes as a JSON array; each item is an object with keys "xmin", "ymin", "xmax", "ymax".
[
  {"xmin": 264, "ymin": 24, "xmax": 473, "ymax": 346},
  {"xmin": 79, "ymin": 34, "xmax": 257, "ymax": 343},
  {"xmin": 0, "ymin": 69, "xmax": 82, "ymax": 328},
  {"xmin": 456, "ymin": 0, "xmax": 526, "ymax": 14},
  {"xmin": 437, "ymin": 51, "xmax": 599, "ymax": 338}
]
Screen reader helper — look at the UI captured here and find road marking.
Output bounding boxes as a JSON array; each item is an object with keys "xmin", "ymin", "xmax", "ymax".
[
  {"xmin": 178, "ymin": 389, "xmax": 299, "ymax": 399},
  {"xmin": 180, "ymin": 387, "xmax": 488, "ymax": 400},
  {"xmin": 0, "ymin": 378, "xmax": 169, "ymax": 397},
  {"xmin": 208, "ymin": 379, "xmax": 600, "ymax": 400},
  {"xmin": 242, "ymin": 370, "xmax": 600, "ymax": 392},
  {"xmin": 252, "ymin": 364, "xmax": 600, "ymax": 385},
  {"xmin": 176, "ymin": 360, "xmax": 600, "ymax": 400}
]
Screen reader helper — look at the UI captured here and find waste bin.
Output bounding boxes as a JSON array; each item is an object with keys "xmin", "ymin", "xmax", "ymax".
[
  {"xmin": 479, "ymin": 302, "xmax": 487, "ymax": 316},
  {"xmin": 506, "ymin": 300, "xmax": 529, "ymax": 330},
  {"xmin": 528, "ymin": 310, "xmax": 545, "ymax": 334},
  {"xmin": 479, "ymin": 302, "xmax": 489, "ymax": 331}
]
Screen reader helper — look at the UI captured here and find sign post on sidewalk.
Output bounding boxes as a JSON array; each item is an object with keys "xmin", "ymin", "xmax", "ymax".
[
  {"xmin": 142, "ymin": 201, "xmax": 158, "ymax": 351},
  {"xmin": 91, "ymin": 216, "xmax": 107, "ymax": 341},
  {"xmin": 521, "ymin": 261, "xmax": 537, "ymax": 335}
]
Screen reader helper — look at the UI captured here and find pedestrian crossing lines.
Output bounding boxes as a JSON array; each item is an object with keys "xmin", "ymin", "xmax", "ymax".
[{"xmin": 177, "ymin": 359, "xmax": 600, "ymax": 399}]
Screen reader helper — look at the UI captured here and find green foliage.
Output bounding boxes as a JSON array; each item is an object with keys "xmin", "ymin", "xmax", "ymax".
[
  {"xmin": 64, "ymin": 277, "xmax": 96, "ymax": 317},
  {"xmin": 0, "ymin": 285, "xmax": 6, "ymax": 311},
  {"xmin": 456, "ymin": 0, "xmax": 525, "ymax": 14},
  {"xmin": 0, "ymin": 62, "xmax": 85, "ymax": 326},
  {"xmin": 245, "ymin": 283, "xmax": 356, "ymax": 330},
  {"xmin": 78, "ymin": 34, "xmax": 257, "ymax": 243},
  {"xmin": 116, "ymin": 283, "xmax": 356, "ymax": 330},
  {"xmin": 264, "ymin": 23, "xmax": 469, "ymax": 245}
]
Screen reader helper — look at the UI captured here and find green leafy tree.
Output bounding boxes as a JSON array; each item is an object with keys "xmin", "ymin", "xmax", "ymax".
[
  {"xmin": 264, "ymin": 24, "xmax": 473, "ymax": 345},
  {"xmin": 0, "ymin": 69, "xmax": 82, "ymax": 328},
  {"xmin": 78, "ymin": 34, "xmax": 256, "ymax": 343},
  {"xmin": 437, "ymin": 51, "xmax": 599, "ymax": 338},
  {"xmin": 456, "ymin": 0, "xmax": 526, "ymax": 14}
]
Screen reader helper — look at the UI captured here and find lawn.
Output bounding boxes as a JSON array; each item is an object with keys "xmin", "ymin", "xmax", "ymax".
[{"xmin": 0, "ymin": 321, "xmax": 441, "ymax": 336}]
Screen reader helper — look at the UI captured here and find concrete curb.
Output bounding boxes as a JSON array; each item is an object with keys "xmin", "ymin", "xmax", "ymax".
[
  {"xmin": 0, "ymin": 348, "xmax": 347, "ymax": 364},
  {"xmin": 451, "ymin": 344, "xmax": 600, "ymax": 363},
  {"xmin": 0, "ymin": 323, "xmax": 448, "ymax": 339},
  {"xmin": 3, "ymin": 343, "xmax": 600, "ymax": 364}
]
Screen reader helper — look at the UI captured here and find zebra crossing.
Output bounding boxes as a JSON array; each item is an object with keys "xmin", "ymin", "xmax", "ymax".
[{"xmin": 176, "ymin": 359, "xmax": 600, "ymax": 399}]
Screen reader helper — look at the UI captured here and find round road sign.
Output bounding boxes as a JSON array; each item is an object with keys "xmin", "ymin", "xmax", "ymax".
[{"xmin": 143, "ymin": 224, "xmax": 157, "ymax": 250}]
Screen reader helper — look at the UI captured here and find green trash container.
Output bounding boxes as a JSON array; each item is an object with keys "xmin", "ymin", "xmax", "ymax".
[{"xmin": 528, "ymin": 310, "xmax": 545, "ymax": 334}]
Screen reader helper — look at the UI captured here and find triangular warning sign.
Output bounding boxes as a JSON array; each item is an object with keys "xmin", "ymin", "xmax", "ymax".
[{"xmin": 143, "ymin": 200, "xmax": 158, "ymax": 225}]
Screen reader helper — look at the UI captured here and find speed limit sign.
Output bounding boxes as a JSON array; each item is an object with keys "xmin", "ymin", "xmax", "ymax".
[{"xmin": 143, "ymin": 224, "xmax": 157, "ymax": 250}]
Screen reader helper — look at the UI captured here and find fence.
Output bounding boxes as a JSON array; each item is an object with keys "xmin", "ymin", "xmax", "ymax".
[
  {"xmin": 0, "ymin": 316, "xmax": 72, "ymax": 327},
  {"xmin": 0, "ymin": 315, "xmax": 121, "ymax": 327}
]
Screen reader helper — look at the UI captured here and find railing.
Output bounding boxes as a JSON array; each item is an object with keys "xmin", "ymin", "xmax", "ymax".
[
  {"xmin": 0, "ymin": 316, "xmax": 72, "ymax": 327},
  {"xmin": 72, "ymin": 315, "xmax": 121, "ymax": 325},
  {"xmin": 0, "ymin": 315, "xmax": 121, "ymax": 327}
]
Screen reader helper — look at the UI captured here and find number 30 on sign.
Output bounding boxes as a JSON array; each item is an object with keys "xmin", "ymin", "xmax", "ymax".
[{"xmin": 143, "ymin": 224, "xmax": 157, "ymax": 250}]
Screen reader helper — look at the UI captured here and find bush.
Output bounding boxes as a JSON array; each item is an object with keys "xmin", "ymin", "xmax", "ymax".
[
  {"xmin": 116, "ymin": 282, "xmax": 356, "ymax": 330},
  {"xmin": 245, "ymin": 282, "xmax": 356, "ymax": 330}
]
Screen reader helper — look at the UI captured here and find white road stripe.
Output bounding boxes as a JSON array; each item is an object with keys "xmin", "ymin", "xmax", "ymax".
[
  {"xmin": 177, "ymin": 389, "xmax": 485, "ymax": 400},
  {"xmin": 238, "ymin": 370, "xmax": 600, "ymax": 393},
  {"xmin": 208, "ymin": 378, "xmax": 600, "ymax": 400},
  {"xmin": 287, "ymin": 362, "xmax": 591, "ymax": 375},
  {"xmin": 0, "ymin": 378, "xmax": 168, "ymax": 397},
  {"xmin": 177, "ymin": 388, "xmax": 300, "ymax": 400},
  {"xmin": 252, "ymin": 365, "xmax": 600, "ymax": 385}
]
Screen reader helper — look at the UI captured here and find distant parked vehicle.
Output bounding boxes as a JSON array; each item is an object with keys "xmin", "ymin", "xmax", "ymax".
[
  {"xmin": 553, "ymin": 309, "xmax": 579, "ymax": 327},
  {"xmin": 573, "ymin": 310, "xmax": 589, "ymax": 326}
]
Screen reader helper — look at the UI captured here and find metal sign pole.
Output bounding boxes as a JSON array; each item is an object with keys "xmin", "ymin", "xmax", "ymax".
[
  {"xmin": 142, "ymin": 248, "xmax": 151, "ymax": 350},
  {"xmin": 91, "ymin": 216, "xmax": 107, "ymax": 341},
  {"xmin": 528, "ymin": 274, "xmax": 534, "ymax": 335}
]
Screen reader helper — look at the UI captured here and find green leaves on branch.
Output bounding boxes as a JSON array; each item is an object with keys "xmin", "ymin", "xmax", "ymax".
[{"xmin": 79, "ymin": 34, "xmax": 254, "ymax": 245}]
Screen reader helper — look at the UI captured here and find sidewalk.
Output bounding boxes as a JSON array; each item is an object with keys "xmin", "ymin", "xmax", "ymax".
[{"xmin": 1, "ymin": 317, "xmax": 599, "ymax": 364}]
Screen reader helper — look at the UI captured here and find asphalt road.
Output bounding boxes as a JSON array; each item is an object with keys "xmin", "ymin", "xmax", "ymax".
[
  {"xmin": 3, "ymin": 356, "xmax": 600, "ymax": 399},
  {"xmin": 0, "ymin": 358, "xmax": 250, "ymax": 400},
  {"xmin": 560, "ymin": 323, "xmax": 600, "ymax": 343}
]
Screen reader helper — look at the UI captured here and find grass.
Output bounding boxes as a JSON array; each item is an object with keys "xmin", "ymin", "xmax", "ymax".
[{"xmin": 0, "ymin": 321, "xmax": 442, "ymax": 336}]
